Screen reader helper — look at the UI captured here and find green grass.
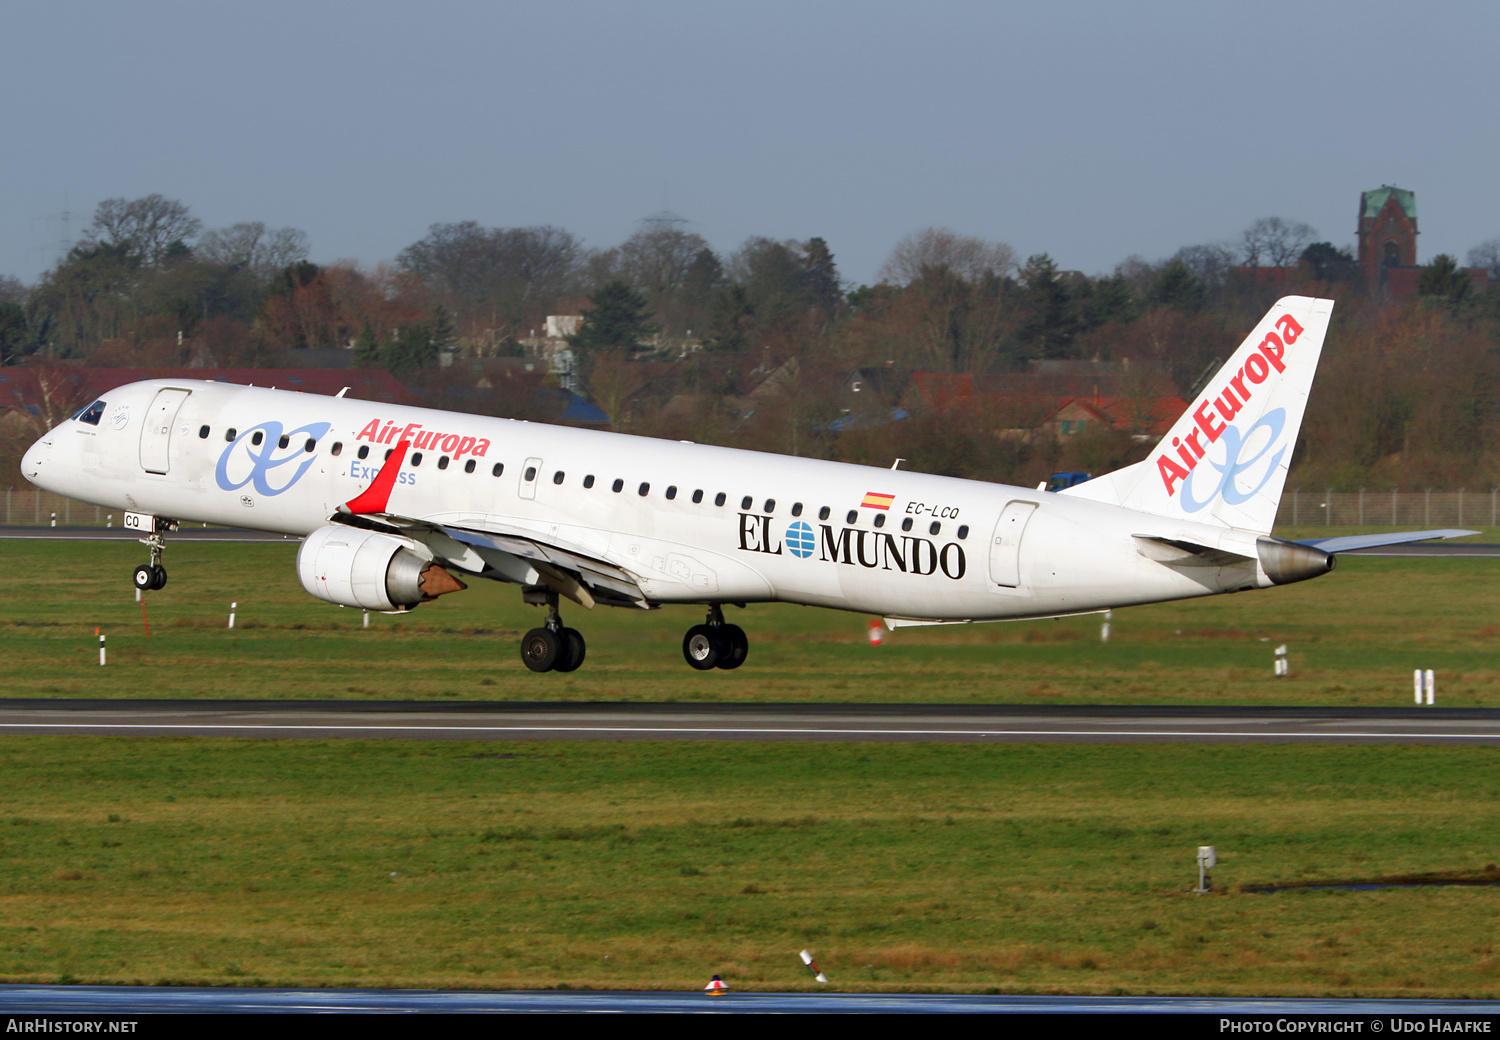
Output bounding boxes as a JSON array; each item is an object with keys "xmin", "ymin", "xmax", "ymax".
[
  {"xmin": 0, "ymin": 737, "xmax": 1496, "ymax": 995},
  {"xmin": 0, "ymin": 537, "xmax": 1495, "ymax": 704}
]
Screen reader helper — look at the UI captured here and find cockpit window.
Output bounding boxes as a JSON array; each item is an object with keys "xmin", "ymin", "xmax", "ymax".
[{"xmin": 75, "ymin": 400, "xmax": 106, "ymax": 426}]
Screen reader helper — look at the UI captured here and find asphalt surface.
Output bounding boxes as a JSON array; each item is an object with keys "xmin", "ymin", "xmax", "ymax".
[
  {"xmin": 2, "ymin": 700, "xmax": 1498, "ymax": 744},
  {"xmin": 1, "ymin": 984, "xmax": 1497, "ymax": 1014}
]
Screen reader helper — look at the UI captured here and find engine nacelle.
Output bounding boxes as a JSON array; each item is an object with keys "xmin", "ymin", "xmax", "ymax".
[{"xmin": 297, "ymin": 525, "xmax": 466, "ymax": 611}]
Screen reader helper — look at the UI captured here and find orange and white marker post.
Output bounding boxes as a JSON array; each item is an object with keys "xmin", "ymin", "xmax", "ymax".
[
  {"xmin": 97, "ymin": 628, "xmax": 105, "ymax": 667},
  {"xmin": 799, "ymin": 949, "xmax": 828, "ymax": 983},
  {"xmin": 704, "ymin": 974, "xmax": 728, "ymax": 995},
  {"xmin": 867, "ymin": 619, "xmax": 884, "ymax": 646}
]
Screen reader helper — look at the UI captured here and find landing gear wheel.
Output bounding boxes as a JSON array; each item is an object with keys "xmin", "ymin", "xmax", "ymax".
[
  {"xmin": 683, "ymin": 624, "xmax": 722, "ymax": 670},
  {"xmin": 150, "ymin": 565, "xmax": 168, "ymax": 591},
  {"xmin": 520, "ymin": 627, "xmax": 562, "ymax": 672},
  {"xmin": 554, "ymin": 627, "xmax": 587, "ymax": 673},
  {"xmin": 133, "ymin": 565, "xmax": 154, "ymax": 591},
  {"xmin": 716, "ymin": 624, "xmax": 748, "ymax": 670}
]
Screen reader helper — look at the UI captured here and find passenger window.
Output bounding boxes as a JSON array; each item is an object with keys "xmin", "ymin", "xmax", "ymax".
[
  {"xmin": 818, "ymin": 506, "xmax": 830, "ymax": 521},
  {"xmin": 198, "ymin": 425, "xmax": 210, "ymax": 439},
  {"xmin": 714, "ymin": 492, "xmax": 726, "ymax": 507},
  {"xmin": 226, "ymin": 428, "xmax": 237, "ymax": 442},
  {"xmin": 791, "ymin": 503, "xmax": 802, "ymax": 517},
  {"xmin": 252, "ymin": 431, "xmax": 264, "ymax": 446},
  {"xmin": 304, "ymin": 438, "xmax": 316, "ymax": 453},
  {"xmin": 492, "ymin": 463, "xmax": 504, "ymax": 476},
  {"xmin": 764, "ymin": 499, "xmax": 775, "ymax": 513},
  {"xmin": 957, "ymin": 525, "xmax": 969, "ymax": 540},
  {"xmin": 524, "ymin": 466, "xmax": 536, "ymax": 481},
  {"xmin": 612, "ymin": 479, "xmax": 624, "ymax": 493},
  {"xmin": 464, "ymin": 459, "xmax": 475, "ymax": 473},
  {"xmin": 638, "ymin": 482, "xmax": 650, "ymax": 497},
  {"xmin": 384, "ymin": 448, "xmax": 393, "ymax": 461},
  {"xmin": 438, "ymin": 456, "xmax": 449, "ymax": 470},
  {"xmin": 278, "ymin": 435, "xmax": 290, "ymax": 449},
  {"xmin": 357, "ymin": 444, "xmax": 368, "ymax": 459},
  {"xmin": 412, "ymin": 453, "xmax": 423, "ymax": 466},
  {"xmin": 692, "ymin": 489, "xmax": 703, "ymax": 504},
  {"xmin": 874, "ymin": 514, "xmax": 886, "ymax": 528},
  {"xmin": 901, "ymin": 517, "xmax": 913, "ymax": 532},
  {"xmin": 740, "ymin": 496, "xmax": 752, "ymax": 510},
  {"xmin": 666, "ymin": 486, "xmax": 677, "ymax": 500},
  {"xmin": 553, "ymin": 470, "xmax": 564, "ymax": 484},
  {"xmin": 846, "ymin": 510, "xmax": 858, "ymax": 525},
  {"xmin": 929, "ymin": 521, "xmax": 941, "ymax": 536},
  {"xmin": 583, "ymin": 475, "xmax": 595, "ymax": 488},
  {"xmin": 331, "ymin": 442, "xmax": 343, "ymax": 457}
]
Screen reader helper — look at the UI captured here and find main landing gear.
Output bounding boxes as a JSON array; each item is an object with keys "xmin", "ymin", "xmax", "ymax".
[
  {"xmin": 130, "ymin": 519, "xmax": 178, "ymax": 591},
  {"xmin": 682, "ymin": 604, "xmax": 748, "ymax": 671},
  {"xmin": 519, "ymin": 585, "xmax": 586, "ymax": 673}
]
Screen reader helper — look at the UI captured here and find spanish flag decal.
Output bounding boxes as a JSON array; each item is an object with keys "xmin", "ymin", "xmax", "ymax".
[{"xmin": 861, "ymin": 492, "xmax": 896, "ymax": 510}]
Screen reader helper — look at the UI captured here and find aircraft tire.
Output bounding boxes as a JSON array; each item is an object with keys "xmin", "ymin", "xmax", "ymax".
[
  {"xmin": 683, "ymin": 624, "xmax": 721, "ymax": 670},
  {"xmin": 554, "ymin": 628, "xmax": 586, "ymax": 673},
  {"xmin": 520, "ymin": 627, "xmax": 561, "ymax": 672},
  {"xmin": 716, "ymin": 624, "xmax": 748, "ymax": 670},
  {"xmin": 151, "ymin": 565, "xmax": 168, "ymax": 591},
  {"xmin": 132, "ymin": 565, "xmax": 154, "ymax": 591}
]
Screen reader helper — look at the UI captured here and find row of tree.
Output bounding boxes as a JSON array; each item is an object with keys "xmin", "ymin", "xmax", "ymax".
[{"xmin": 5, "ymin": 195, "xmax": 1500, "ymax": 491}]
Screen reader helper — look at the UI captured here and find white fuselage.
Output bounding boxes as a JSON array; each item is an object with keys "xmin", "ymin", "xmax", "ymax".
[{"xmin": 22, "ymin": 379, "xmax": 1283, "ymax": 622}]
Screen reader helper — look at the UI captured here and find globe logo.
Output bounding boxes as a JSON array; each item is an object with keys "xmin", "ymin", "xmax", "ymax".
[{"xmin": 786, "ymin": 520, "xmax": 816, "ymax": 558}]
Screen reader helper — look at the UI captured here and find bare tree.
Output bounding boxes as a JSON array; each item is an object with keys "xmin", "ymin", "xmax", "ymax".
[
  {"xmin": 197, "ymin": 222, "xmax": 309, "ymax": 284},
  {"xmin": 398, "ymin": 222, "xmax": 584, "ymax": 331},
  {"xmin": 879, "ymin": 228, "xmax": 1017, "ymax": 285},
  {"xmin": 1170, "ymin": 242, "xmax": 1237, "ymax": 291},
  {"xmin": 84, "ymin": 194, "xmax": 202, "ymax": 267},
  {"xmin": 1467, "ymin": 238, "xmax": 1500, "ymax": 280},
  {"xmin": 1240, "ymin": 217, "xmax": 1316, "ymax": 268}
]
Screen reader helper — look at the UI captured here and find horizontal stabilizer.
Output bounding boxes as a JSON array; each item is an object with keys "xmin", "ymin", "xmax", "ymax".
[
  {"xmin": 1298, "ymin": 529, "xmax": 1478, "ymax": 553},
  {"xmin": 1132, "ymin": 535, "xmax": 1254, "ymax": 568}
]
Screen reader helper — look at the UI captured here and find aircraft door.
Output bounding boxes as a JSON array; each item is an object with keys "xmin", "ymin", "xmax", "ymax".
[
  {"xmin": 518, "ymin": 457, "xmax": 542, "ymax": 500},
  {"xmin": 988, "ymin": 500, "xmax": 1037, "ymax": 588},
  {"xmin": 139, "ymin": 388, "xmax": 191, "ymax": 474}
]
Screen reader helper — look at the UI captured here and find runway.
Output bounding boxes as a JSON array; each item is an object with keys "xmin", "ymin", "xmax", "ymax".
[
  {"xmin": 1, "ymin": 700, "xmax": 1498, "ymax": 744},
  {"xmin": 2, "ymin": 983, "xmax": 1498, "ymax": 1014}
]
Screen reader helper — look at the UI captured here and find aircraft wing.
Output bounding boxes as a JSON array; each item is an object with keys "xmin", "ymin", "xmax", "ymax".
[
  {"xmin": 331, "ymin": 509, "xmax": 649, "ymax": 608},
  {"xmin": 1297, "ymin": 529, "xmax": 1478, "ymax": 553},
  {"xmin": 332, "ymin": 437, "xmax": 647, "ymax": 608}
]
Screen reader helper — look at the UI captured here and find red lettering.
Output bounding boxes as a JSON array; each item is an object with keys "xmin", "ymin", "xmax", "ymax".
[
  {"xmin": 1193, "ymin": 401, "xmax": 1225, "ymax": 443},
  {"xmin": 1184, "ymin": 427, "xmax": 1206, "ymax": 459},
  {"xmin": 1174, "ymin": 438, "xmax": 1196, "ymax": 470},
  {"xmin": 473, "ymin": 438, "xmax": 491, "ymax": 457},
  {"xmin": 1275, "ymin": 314, "xmax": 1304, "ymax": 344},
  {"xmin": 441, "ymin": 434, "xmax": 461, "ymax": 453},
  {"xmin": 1259, "ymin": 332, "xmax": 1286, "ymax": 373},
  {"xmin": 415, "ymin": 430, "xmax": 439, "ymax": 450},
  {"xmin": 455, "ymin": 435, "xmax": 476, "ymax": 457},
  {"xmin": 1157, "ymin": 454, "xmax": 1189, "ymax": 495},
  {"xmin": 356, "ymin": 419, "xmax": 381, "ymax": 442},
  {"xmin": 379, "ymin": 424, "xmax": 397, "ymax": 444},
  {"xmin": 1231, "ymin": 368, "xmax": 1250, "ymax": 401},
  {"xmin": 1213, "ymin": 386, "xmax": 1242, "ymax": 421},
  {"xmin": 1245, "ymin": 353, "xmax": 1270, "ymax": 383}
]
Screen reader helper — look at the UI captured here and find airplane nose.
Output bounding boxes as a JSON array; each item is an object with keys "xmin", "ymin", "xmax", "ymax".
[{"xmin": 20, "ymin": 436, "xmax": 48, "ymax": 482}]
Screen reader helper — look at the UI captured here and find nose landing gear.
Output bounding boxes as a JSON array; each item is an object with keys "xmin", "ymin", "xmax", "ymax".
[
  {"xmin": 519, "ymin": 585, "xmax": 586, "ymax": 673},
  {"xmin": 130, "ymin": 517, "xmax": 178, "ymax": 591},
  {"xmin": 683, "ymin": 604, "xmax": 748, "ymax": 671}
]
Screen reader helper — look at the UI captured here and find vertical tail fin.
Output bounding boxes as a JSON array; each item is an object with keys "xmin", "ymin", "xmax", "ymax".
[{"xmin": 1061, "ymin": 296, "xmax": 1333, "ymax": 533}]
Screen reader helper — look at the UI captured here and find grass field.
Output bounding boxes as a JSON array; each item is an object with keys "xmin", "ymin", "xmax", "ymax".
[
  {"xmin": 0, "ymin": 533, "xmax": 1495, "ymax": 705},
  {"xmin": 0, "ymin": 737, "xmax": 1496, "ymax": 995}
]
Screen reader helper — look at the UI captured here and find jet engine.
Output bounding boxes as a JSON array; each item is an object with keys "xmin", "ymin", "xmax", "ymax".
[{"xmin": 296, "ymin": 525, "xmax": 466, "ymax": 611}]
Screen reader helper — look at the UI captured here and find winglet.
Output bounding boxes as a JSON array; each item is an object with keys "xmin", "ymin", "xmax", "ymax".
[{"xmin": 339, "ymin": 440, "xmax": 410, "ymax": 515}]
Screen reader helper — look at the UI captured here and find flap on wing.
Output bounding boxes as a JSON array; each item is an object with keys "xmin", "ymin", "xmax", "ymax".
[
  {"xmin": 1298, "ymin": 529, "xmax": 1478, "ymax": 553},
  {"xmin": 330, "ymin": 511, "xmax": 648, "ymax": 607},
  {"xmin": 1132, "ymin": 534, "xmax": 1255, "ymax": 568}
]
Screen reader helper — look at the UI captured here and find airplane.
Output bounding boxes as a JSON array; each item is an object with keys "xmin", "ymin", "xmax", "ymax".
[{"xmin": 19, "ymin": 295, "xmax": 1472, "ymax": 673}]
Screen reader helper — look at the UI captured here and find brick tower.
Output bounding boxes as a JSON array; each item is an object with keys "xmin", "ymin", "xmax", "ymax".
[{"xmin": 1358, "ymin": 186, "xmax": 1418, "ymax": 297}]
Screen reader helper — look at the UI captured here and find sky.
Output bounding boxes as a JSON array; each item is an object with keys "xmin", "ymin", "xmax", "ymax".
[{"xmin": 3, "ymin": 0, "xmax": 1498, "ymax": 287}]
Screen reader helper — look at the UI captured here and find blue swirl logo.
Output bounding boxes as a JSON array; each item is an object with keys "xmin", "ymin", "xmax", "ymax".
[
  {"xmin": 786, "ymin": 520, "xmax": 816, "ymax": 558},
  {"xmin": 215, "ymin": 421, "xmax": 333, "ymax": 497},
  {"xmin": 1179, "ymin": 408, "xmax": 1287, "ymax": 513}
]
